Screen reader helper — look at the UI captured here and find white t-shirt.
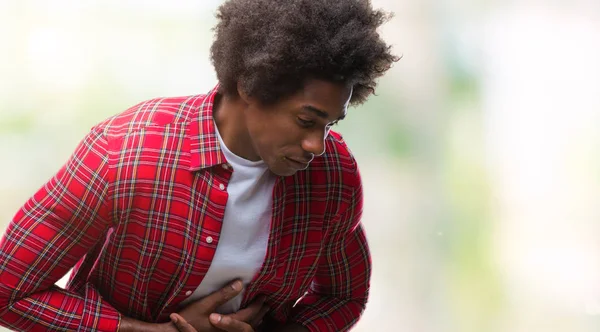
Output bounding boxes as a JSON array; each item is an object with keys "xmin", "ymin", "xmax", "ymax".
[{"xmin": 179, "ymin": 125, "xmax": 276, "ymax": 313}]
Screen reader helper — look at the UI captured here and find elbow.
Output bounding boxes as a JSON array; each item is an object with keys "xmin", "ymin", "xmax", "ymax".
[
  {"xmin": 0, "ymin": 274, "xmax": 21, "ymax": 314},
  {"xmin": 0, "ymin": 290, "xmax": 12, "ymax": 314}
]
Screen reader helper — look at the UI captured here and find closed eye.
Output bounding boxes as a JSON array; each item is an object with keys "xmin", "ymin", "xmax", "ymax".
[{"xmin": 297, "ymin": 117, "xmax": 315, "ymax": 128}]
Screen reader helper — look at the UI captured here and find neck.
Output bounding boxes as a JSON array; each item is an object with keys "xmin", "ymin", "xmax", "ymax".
[{"xmin": 213, "ymin": 93, "xmax": 260, "ymax": 161}]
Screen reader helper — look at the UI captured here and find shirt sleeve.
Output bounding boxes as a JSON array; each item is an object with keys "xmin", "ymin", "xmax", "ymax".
[
  {"xmin": 289, "ymin": 168, "xmax": 371, "ymax": 332},
  {"xmin": 0, "ymin": 128, "xmax": 122, "ymax": 331}
]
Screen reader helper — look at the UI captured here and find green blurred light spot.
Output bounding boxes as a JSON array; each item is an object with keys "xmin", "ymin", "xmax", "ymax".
[
  {"xmin": 0, "ymin": 114, "xmax": 35, "ymax": 133},
  {"xmin": 386, "ymin": 126, "xmax": 413, "ymax": 158}
]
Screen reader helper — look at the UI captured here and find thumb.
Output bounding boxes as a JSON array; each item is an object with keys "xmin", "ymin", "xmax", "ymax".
[{"xmin": 170, "ymin": 313, "xmax": 198, "ymax": 332}]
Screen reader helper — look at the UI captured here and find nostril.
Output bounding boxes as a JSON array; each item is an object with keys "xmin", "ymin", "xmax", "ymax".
[{"xmin": 302, "ymin": 136, "xmax": 326, "ymax": 156}]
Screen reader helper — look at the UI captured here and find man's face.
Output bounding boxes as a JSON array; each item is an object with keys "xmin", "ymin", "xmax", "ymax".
[{"xmin": 243, "ymin": 79, "xmax": 352, "ymax": 176}]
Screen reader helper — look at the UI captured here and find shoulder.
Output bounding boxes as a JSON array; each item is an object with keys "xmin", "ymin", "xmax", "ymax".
[
  {"xmin": 304, "ymin": 131, "xmax": 363, "ymax": 229},
  {"xmin": 91, "ymin": 94, "xmax": 207, "ymax": 138},
  {"xmin": 324, "ymin": 131, "xmax": 357, "ymax": 166},
  {"xmin": 317, "ymin": 130, "xmax": 360, "ymax": 182},
  {"xmin": 305, "ymin": 130, "xmax": 361, "ymax": 198}
]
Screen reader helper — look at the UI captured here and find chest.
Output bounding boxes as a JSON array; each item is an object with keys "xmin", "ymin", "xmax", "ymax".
[{"xmin": 95, "ymin": 166, "xmax": 332, "ymax": 321}]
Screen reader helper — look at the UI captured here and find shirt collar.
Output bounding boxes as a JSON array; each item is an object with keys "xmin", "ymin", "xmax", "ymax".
[{"xmin": 187, "ymin": 84, "xmax": 227, "ymax": 171}]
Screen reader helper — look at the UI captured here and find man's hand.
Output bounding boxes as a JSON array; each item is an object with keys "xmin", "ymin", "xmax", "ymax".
[
  {"xmin": 171, "ymin": 311, "xmax": 263, "ymax": 332},
  {"xmin": 118, "ymin": 280, "xmax": 268, "ymax": 332},
  {"xmin": 171, "ymin": 280, "xmax": 269, "ymax": 332}
]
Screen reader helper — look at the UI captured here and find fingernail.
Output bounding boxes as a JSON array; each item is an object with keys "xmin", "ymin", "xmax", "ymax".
[
  {"xmin": 210, "ymin": 313, "xmax": 222, "ymax": 323},
  {"xmin": 231, "ymin": 280, "xmax": 242, "ymax": 291}
]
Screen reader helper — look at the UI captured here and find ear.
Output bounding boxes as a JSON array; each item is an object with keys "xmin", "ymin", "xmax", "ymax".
[{"xmin": 236, "ymin": 81, "xmax": 252, "ymax": 104}]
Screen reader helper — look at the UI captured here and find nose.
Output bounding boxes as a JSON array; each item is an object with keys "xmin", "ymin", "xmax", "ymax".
[{"xmin": 301, "ymin": 130, "xmax": 327, "ymax": 156}]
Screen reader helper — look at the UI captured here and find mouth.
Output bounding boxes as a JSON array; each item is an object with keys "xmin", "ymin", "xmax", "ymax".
[{"xmin": 284, "ymin": 157, "xmax": 311, "ymax": 170}]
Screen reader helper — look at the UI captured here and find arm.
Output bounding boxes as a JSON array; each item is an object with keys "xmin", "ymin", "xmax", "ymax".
[
  {"xmin": 119, "ymin": 317, "xmax": 178, "ymax": 332},
  {"xmin": 287, "ymin": 170, "xmax": 371, "ymax": 332},
  {"xmin": 0, "ymin": 129, "xmax": 122, "ymax": 331}
]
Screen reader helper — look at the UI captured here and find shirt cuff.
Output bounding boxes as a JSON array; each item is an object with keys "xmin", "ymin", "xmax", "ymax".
[{"xmin": 289, "ymin": 294, "xmax": 364, "ymax": 332}]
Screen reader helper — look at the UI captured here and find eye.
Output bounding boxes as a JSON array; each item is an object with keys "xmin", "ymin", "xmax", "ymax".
[
  {"xmin": 327, "ymin": 120, "xmax": 340, "ymax": 127},
  {"xmin": 297, "ymin": 117, "xmax": 315, "ymax": 128}
]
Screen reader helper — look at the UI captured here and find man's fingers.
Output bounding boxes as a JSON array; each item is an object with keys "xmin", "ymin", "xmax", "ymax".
[
  {"xmin": 227, "ymin": 296, "xmax": 269, "ymax": 329},
  {"xmin": 229, "ymin": 296, "xmax": 265, "ymax": 322},
  {"xmin": 170, "ymin": 313, "xmax": 198, "ymax": 332},
  {"xmin": 201, "ymin": 280, "xmax": 244, "ymax": 310},
  {"xmin": 210, "ymin": 313, "xmax": 253, "ymax": 332},
  {"xmin": 249, "ymin": 304, "xmax": 270, "ymax": 328}
]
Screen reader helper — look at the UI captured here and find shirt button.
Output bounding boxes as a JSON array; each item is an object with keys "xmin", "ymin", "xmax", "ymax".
[
  {"xmin": 219, "ymin": 183, "xmax": 225, "ymax": 191},
  {"xmin": 206, "ymin": 236, "xmax": 213, "ymax": 244},
  {"xmin": 222, "ymin": 164, "xmax": 229, "ymax": 170},
  {"xmin": 185, "ymin": 290, "xmax": 192, "ymax": 296}
]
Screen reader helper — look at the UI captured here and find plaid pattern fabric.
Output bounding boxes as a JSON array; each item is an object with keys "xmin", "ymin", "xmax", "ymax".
[{"xmin": 0, "ymin": 85, "xmax": 370, "ymax": 332}]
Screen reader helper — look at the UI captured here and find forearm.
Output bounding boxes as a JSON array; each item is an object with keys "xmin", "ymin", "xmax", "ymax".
[
  {"xmin": 119, "ymin": 316, "xmax": 176, "ymax": 332},
  {"xmin": 290, "ymin": 295, "xmax": 365, "ymax": 332},
  {"xmin": 2, "ymin": 296, "xmax": 173, "ymax": 332},
  {"xmin": 0, "ymin": 284, "xmax": 120, "ymax": 331},
  {"xmin": 0, "ymin": 129, "xmax": 118, "ymax": 330}
]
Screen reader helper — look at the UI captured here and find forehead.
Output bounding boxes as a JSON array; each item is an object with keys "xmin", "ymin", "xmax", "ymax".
[{"xmin": 293, "ymin": 79, "xmax": 352, "ymax": 119}]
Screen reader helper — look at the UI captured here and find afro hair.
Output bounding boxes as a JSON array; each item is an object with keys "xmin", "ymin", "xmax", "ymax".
[{"xmin": 210, "ymin": 0, "xmax": 399, "ymax": 106}]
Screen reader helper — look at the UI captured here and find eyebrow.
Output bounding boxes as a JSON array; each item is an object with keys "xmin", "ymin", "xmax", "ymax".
[{"xmin": 302, "ymin": 105, "xmax": 346, "ymax": 121}]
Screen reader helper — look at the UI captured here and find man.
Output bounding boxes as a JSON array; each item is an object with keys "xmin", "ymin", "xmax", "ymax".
[{"xmin": 0, "ymin": 0, "xmax": 398, "ymax": 331}]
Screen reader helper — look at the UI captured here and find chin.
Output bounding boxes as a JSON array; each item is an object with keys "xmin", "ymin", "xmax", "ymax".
[
  {"xmin": 269, "ymin": 165, "xmax": 298, "ymax": 177},
  {"xmin": 266, "ymin": 159, "xmax": 297, "ymax": 177}
]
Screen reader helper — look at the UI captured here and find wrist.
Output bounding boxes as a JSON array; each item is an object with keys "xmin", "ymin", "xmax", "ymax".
[{"xmin": 118, "ymin": 316, "xmax": 177, "ymax": 332}]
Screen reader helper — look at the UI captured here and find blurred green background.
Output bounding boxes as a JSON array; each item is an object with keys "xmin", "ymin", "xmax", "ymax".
[{"xmin": 1, "ymin": 1, "xmax": 600, "ymax": 331}]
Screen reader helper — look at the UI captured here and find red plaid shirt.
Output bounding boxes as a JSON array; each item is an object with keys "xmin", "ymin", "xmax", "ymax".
[{"xmin": 0, "ymin": 86, "xmax": 370, "ymax": 332}]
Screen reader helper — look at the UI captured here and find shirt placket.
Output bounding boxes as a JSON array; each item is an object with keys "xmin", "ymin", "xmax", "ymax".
[{"xmin": 156, "ymin": 166, "xmax": 231, "ymax": 320}]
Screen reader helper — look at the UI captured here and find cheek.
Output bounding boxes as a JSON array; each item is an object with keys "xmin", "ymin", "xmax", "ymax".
[
  {"xmin": 248, "ymin": 125, "xmax": 283, "ymax": 161},
  {"xmin": 257, "ymin": 123, "xmax": 298, "ymax": 151},
  {"xmin": 246, "ymin": 109, "xmax": 301, "ymax": 156}
]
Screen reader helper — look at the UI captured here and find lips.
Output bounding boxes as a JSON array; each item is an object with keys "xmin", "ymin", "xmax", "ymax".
[
  {"xmin": 288, "ymin": 157, "xmax": 312, "ymax": 164},
  {"xmin": 285, "ymin": 157, "xmax": 311, "ymax": 169}
]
